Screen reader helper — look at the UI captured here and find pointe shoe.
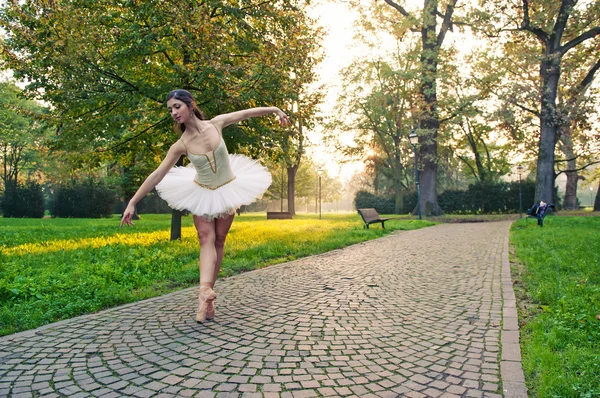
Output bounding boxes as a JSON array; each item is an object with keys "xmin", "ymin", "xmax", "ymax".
[
  {"xmin": 196, "ymin": 287, "xmax": 216, "ymax": 323},
  {"xmin": 206, "ymin": 300, "xmax": 215, "ymax": 320}
]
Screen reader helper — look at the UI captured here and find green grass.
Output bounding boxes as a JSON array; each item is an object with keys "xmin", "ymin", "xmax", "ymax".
[
  {"xmin": 510, "ymin": 216, "xmax": 600, "ymax": 397},
  {"xmin": 0, "ymin": 212, "xmax": 434, "ymax": 336}
]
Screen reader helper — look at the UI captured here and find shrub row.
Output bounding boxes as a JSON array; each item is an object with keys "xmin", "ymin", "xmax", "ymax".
[
  {"xmin": 48, "ymin": 180, "xmax": 117, "ymax": 218},
  {"xmin": 439, "ymin": 181, "xmax": 537, "ymax": 214},
  {"xmin": 355, "ymin": 180, "xmax": 538, "ymax": 215},
  {"xmin": 1, "ymin": 182, "xmax": 45, "ymax": 218},
  {"xmin": 354, "ymin": 191, "xmax": 397, "ymax": 214},
  {"xmin": 1, "ymin": 180, "xmax": 118, "ymax": 218}
]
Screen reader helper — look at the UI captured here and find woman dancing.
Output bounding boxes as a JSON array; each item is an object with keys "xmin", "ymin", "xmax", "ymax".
[{"xmin": 121, "ymin": 89, "xmax": 289, "ymax": 323}]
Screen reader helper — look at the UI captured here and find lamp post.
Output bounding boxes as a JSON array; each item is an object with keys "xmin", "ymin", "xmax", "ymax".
[
  {"xmin": 517, "ymin": 164, "xmax": 525, "ymax": 218},
  {"xmin": 318, "ymin": 168, "xmax": 322, "ymax": 220},
  {"xmin": 408, "ymin": 130, "xmax": 422, "ymax": 220},
  {"xmin": 591, "ymin": 187, "xmax": 594, "ymax": 208}
]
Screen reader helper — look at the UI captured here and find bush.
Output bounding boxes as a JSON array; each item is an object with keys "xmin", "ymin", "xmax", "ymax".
[
  {"xmin": 354, "ymin": 190, "xmax": 419, "ymax": 214},
  {"xmin": 354, "ymin": 181, "xmax": 539, "ymax": 215},
  {"xmin": 49, "ymin": 179, "xmax": 116, "ymax": 218},
  {"xmin": 1, "ymin": 182, "xmax": 45, "ymax": 218},
  {"xmin": 439, "ymin": 181, "xmax": 537, "ymax": 214},
  {"xmin": 354, "ymin": 191, "xmax": 396, "ymax": 214}
]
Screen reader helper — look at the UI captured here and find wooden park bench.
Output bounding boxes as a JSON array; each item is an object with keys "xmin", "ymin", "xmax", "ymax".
[
  {"xmin": 267, "ymin": 211, "xmax": 293, "ymax": 220},
  {"xmin": 357, "ymin": 208, "xmax": 400, "ymax": 229}
]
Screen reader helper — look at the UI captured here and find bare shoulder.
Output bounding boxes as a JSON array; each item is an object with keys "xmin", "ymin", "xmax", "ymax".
[
  {"xmin": 168, "ymin": 139, "xmax": 187, "ymax": 156},
  {"xmin": 209, "ymin": 115, "xmax": 228, "ymax": 130}
]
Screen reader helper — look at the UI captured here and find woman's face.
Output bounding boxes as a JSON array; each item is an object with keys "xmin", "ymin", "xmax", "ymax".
[{"xmin": 166, "ymin": 98, "xmax": 192, "ymax": 125}]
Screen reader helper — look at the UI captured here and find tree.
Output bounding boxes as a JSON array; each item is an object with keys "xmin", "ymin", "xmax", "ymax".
[
  {"xmin": 594, "ymin": 179, "xmax": 600, "ymax": 211},
  {"xmin": 442, "ymin": 62, "xmax": 513, "ymax": 185},
  {"xmin": 265, "ymin": 159, "xmax": 340, "ymax": 213},
  {"xmin": 555, "ymin": 47, "xmax": 600, "ymax": 209},
  {"xmin": 0, "ymin": 82, "xmax": 49, "ymax": 192},
  {"xmin": 471, "ymin": 0, "xmax": 600, "ymax": 204},
  {"xmin": 0, "ymin": 0, "xmax": 322, "ymax": 179},
  {"xmin": 265, "ymin": 159, "xmax": 289, "ymax": 211},
  {"xmin": 1, "ymin": 0, "xmax": 322, "ymax": 234},
  {"xmin": 329, "ymin": 56, "xmax": 419, "ymax": 214},
  {"xmin": 279, "ymin": 21, "xmax": 324, "ymax": 216},
  {"xmin": 376, "ymin": 0, "xmax": 461, "ymax": 216}
]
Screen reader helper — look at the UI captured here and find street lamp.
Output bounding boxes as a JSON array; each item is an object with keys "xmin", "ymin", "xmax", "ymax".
[
  {"xmin": 591, "ymin": 187, "xmax": 594, "ymax": 208},
  {"xmin": 318, "ymin": 168, "xmax": 322, "ymax": 220},
  {"xmin": 408, "ymin": 130, "xmax": 422, "ymax": 220},
  {"xmin": 517, "ymin": 164, "xmax": 525, "ymax": 218}
]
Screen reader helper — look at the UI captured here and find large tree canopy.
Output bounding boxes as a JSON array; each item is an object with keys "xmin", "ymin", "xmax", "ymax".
[
  {"xmin": 339, "ymin": 0, "xmax": 465, "ymax": 215},
  {"xmin": 471, "ymin": 0, "xmax": 600, "ymax": 204},
  {"xmin": 0, "ymin": 0, "xmax": 321, "ymax": 175}
]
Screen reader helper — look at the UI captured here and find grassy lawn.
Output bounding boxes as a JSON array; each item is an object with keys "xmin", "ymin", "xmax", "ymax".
[
  {"xmin": 510, "ymin": 215, "xmax": 600, "ymax": 397},
  {"xmin": 0, "ymin": 212, "xmax": 434, "ymax": 336}
]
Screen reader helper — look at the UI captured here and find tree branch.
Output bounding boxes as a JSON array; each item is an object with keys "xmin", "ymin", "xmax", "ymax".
[
  {"xmin": 456, "ymin": 153, "xmax": 478, "ymax": 179},
  {"xmin": 382, "ymin": 0, "xmax": 419, "ymax": 29},
  {"xmin": 560, "ymin": 27, "xmax": 600, "ymax": 56},
  {"xmin": 552, "ymin": 0, "xmax": 575, "ymax": 48},
  {"xmin": 359, "ymin": 102, "xmax": 394, "ymax": 164},
  {"xmin": 512, "ymin": 100, "xmax": 540, "ymax": 117},
  {"xmin": 520, "ymin": 0, "xmax": 549, "ymax": 44},
  {"xmin": 382, "ymin": 0, "xmax": 410, "ymax": 17},
  {"xmin": 437, "ymin": 0, "xmax": 457, "ymax": 48},
  {"xmin": 578, "ymin": 57, "xmax": 600, "ymax": 91},
  {"xmin": 98, "ymin": 116, "xmax": 170, "ymax": 152},
  {"xmin": 555, "ymin": 159, "xmax": 600, "ymax": 175},
  {"xmin": 563, "ymin": 57, "xmax": 600, "ymax": 112}
]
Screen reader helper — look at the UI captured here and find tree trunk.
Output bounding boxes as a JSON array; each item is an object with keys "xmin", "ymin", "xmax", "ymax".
[
  {"xmin": 535, "ymin": 56, "xmax": 560, "ymax": 204},
  {"xmin": 279, "ymin": 166, "xmax": 285, "ymax": 211},
  {"xmin": 416, "ymin": 0, "xmax": 443, "ymax": 216},
  {"xmin": 594, "ymin": 180, "xmax": 600, "ymax": 211},
  {"xmin": 562, "ymin": 163, "xmax": 578, "ymax": 209},
  {"xmin": 170, "ymin": 155, "xmax": 184, "ymax": 240},
  {"xmin": 383, "ymin": 0, "xmax": 452, "ymax": 217},
  {"xmin": 394, "ymin": 181, "xmax": 404, "ymax": 214},
  {"xmin": 558, "ymin": 126, "xmax": 579, "ymax": 210},
  {"xmin": 287, "ymin": 165, "xmax": 298, "ymax": 215}
]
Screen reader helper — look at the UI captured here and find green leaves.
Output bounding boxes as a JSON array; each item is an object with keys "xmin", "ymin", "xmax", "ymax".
[
  {"xmin": 0, "ymin": 82, "xmax": 51, "ymax": 189},
  {"xmin": 0, "ymin": 0, "xmax": 323, "ymax": 188}
]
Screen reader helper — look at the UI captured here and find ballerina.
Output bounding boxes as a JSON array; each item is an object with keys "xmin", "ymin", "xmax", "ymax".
[{"xmin": 121, "ymin": 89, "xmax": 289, "ymax": 322}]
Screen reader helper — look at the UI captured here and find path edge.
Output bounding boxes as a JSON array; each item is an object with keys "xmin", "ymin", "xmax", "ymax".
[{"xmin": 501, "ymin": 222, "xmax": 528, "ymax": 397}]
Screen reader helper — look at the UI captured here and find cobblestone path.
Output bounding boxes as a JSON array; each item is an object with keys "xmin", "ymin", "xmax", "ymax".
[{"xmin": 0, "ymin": 221, "xmax": 520, "ymax": 398}]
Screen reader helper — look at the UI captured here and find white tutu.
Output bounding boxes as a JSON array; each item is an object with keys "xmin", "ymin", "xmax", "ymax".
[{"xmin": 155, "ymin": 154, "xmax": 271, "ymax": 221}]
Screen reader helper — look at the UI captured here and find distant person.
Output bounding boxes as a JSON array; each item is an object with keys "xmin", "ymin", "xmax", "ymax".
[
  {"xmin": 121, "ymin": 89, "xmax": 289, "ymax": 323},
  {"xmin": 529, "ymin": 200, "xmax": 554, "ymax": 227}
]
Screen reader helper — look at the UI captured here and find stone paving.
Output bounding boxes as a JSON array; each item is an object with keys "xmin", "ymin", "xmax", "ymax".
[{"xmin": 0, "ymin": 221, "xmax": 524, "ymax": 398}]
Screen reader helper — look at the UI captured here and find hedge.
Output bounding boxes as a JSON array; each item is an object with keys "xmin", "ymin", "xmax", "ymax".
[
  {"xmin": 49, "ymin": 179, "xmax": 116, "ymax": 218},
  {"xmin": 355, "ymin": 180, "xmax": 537, "ymax": 215},
  {"xmin": 1, "ymin": 182, "xmax": 45, "ymax": 218}
]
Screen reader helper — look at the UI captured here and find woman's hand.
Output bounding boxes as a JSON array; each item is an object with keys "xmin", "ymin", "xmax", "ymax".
[
  {"xmin": 276, "ymin": 109, "xmax": 290, "ymax": 127},
  {"xmin": 120, "ymin": 204, "xmax": 136, "ymax": 228}
]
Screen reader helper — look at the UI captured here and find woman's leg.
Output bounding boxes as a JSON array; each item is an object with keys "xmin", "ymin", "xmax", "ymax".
[
  {"xmin": 211, "ymin": 213, "xmax": 235, "ymax": 287},
  {"xmin": 193, "ymin": 216, "xmax": 218, "ymax": 322},
  {"xmin": 205, "ymin": 213, "xmax": 235, "ymax": 320},
  {"xmin": 194, "ymin": 216, "xmax": 218, "ymax": 284}
]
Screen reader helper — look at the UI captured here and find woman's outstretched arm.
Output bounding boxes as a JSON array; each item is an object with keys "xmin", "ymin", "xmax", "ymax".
[
  {"xmin": 120, "ymin": 142, "xmax": 186, "ymax": 227},
  {"xmin": 211, "ymin": 107, "xmax": 289, "ymax": 129}
]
